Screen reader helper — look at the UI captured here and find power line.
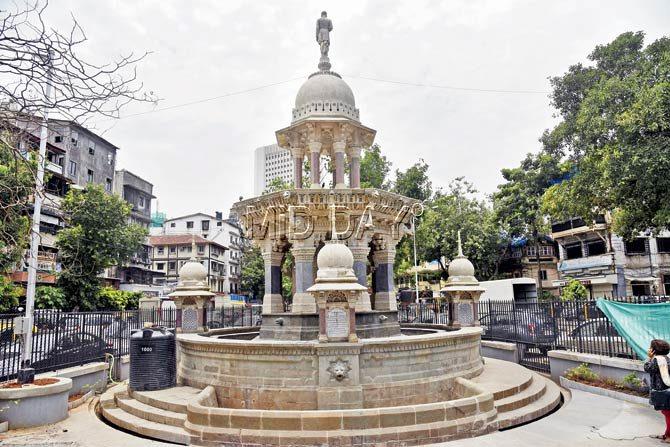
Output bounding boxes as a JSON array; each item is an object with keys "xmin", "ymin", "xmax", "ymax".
[
  {"xmin": 108, "ymin": 73, "xmax": 549, "ymax": 121},
  {"xmin": 343, "ymin": 74, "xmax": 550, "ymax": 94}
]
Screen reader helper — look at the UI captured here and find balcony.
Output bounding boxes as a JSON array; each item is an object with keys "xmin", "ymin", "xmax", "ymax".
[
  {"xmin": 551, "ymin": 215, "xmax": 607, "ymax": 239},
  {"xmin": 46, "ymin": 161, "xmax": 64, "ymax": 175},
  {"xmin": 558, "ymin": 254, "xmax": 614, "ymax": 274}
]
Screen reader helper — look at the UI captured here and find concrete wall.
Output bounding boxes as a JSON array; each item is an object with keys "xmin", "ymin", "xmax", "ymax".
[
  {"xmin": 481, "ymin": 340, "xmax": 519, "ymax": 364},
  {"xmin": 40, "ymin": 362, "xmax": 109, "ymax": 396},
  {"xmin": 548, "ymin": 350, "xmax": 647, "ymax": 384}
]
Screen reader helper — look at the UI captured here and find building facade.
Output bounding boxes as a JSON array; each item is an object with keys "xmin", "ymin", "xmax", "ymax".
[
  {"xmin": 149, "ymin": 234, "xmax": 228, "ymax": 293},
  {"xmin": 153, "ymin": 212, "xmax": 243, "ymax": 294},
  {"xmin": 253, "ymin": 144, "xmax": 293, "ymax": 196},
  {"xmin": 499, "ymin": 237, "xmax": 561, "ymax": 297},
  {"xmin": 10, "ymin": 119, "xmax": 119, "ymax": 287},
  {"xmin": 551, "ymin": 215, "xmax": 670, "ymax": 298}
]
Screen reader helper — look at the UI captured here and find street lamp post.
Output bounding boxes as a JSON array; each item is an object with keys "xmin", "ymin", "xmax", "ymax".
[{"xmin": 412, "ymin": 214, "xmax": 419, "ymax": 303}]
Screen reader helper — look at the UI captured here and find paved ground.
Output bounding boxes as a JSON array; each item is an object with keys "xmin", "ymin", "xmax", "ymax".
[{"xmin": 0, "ymin": 388, "xmax": 665, "ymax": 446}]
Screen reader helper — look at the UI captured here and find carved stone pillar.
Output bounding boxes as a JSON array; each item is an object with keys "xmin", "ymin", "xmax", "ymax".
[
  {"xmin": 349, "ymin": 146, "xmax": 362, "ymax": 188},
  {"xmin": 333, "ymin": 141, "xmax": 346, "ymax": 189},
  {"xmin": 293, "ymin": 150, "xmax": 303, "ymax": 189},
  {"xmin": 446, "ymin": 292, "xmax": 461, "ymax": 329},
  {"xmin": 350, "ymin": 244, "xmax": 371, "ymax": 311},
  {"xmin": 262, "ymin": 249, "xmax": 284, "ymax": 314},
  {"xmin": 309, "ymin": 142, "xmax": 322, "ymax": 188},
  {"xmin": 292, "ymin": 243, "xmax": 317, "ymax": 313},
  {"xmin": 372, "ymin": 243, "xmax": 397, "ymax": 311}
]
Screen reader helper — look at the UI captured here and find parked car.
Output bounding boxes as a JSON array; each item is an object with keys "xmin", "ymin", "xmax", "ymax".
[
  {"xmin": 563, "ymin": 318, "xmax": 634, "ymax": 358},
  {"xmin": 30, "ymin": 332, "xmax": 114, "ymax": 371},
  {"xmin": 479, "ymin": 310, "xmax": 558, "ymax": 353},
  {"xmin": 57, "ymin": 313, "xmax": 114, "ymax": 331}
]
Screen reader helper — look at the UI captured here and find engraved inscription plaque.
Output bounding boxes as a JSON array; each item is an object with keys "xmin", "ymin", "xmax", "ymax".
[
  {"xmin": 182, "ymin": 308, "xmax": 199, "ymax": 331},
  {"xmin": 326, "ymin": 307, "xmax": 349, "ymax": 339}
]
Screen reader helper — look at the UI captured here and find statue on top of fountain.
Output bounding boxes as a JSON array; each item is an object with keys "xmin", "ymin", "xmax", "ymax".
[{"xmin": 316, "ymin": 11, "xmax": 333, "ymax": 70}]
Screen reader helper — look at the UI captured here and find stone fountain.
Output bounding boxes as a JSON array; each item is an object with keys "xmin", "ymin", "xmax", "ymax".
[{"xmin": 99, "ymin": 12, "xmax": 563, "ymax": 446}]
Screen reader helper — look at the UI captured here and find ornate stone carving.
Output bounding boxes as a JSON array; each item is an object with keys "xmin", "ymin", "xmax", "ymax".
[{"xmin": 326, "ymin": 358, "xmax": 351, "ymax": 382}]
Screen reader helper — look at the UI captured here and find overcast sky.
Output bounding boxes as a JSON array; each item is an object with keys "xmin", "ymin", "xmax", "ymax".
[{"xmin": 38, "ymin": 0, "xmax": 670, "ymax": 218}]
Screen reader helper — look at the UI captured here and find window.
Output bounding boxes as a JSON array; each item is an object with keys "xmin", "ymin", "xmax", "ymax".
[
  {"xmin": 585, "ymin": 239, "xmax": 606, "ymax": 256},
  {"xmin": 55, "ymin": 135, "xmax": 63, "ymax": 143},
  {"xmin": 156, "ymin": 262, "xmax": 165, "ymax": 271},
  {"xmin": 107, "ymin": 153, "xmax": 113, "ymax": 165},
  {"xmin": 186, "ymin": 221, "xmax": 194, "ymax": 229},
  {"xmin": 170, "ymin": 246, "xmax": 176, "ymax": 254},
  {"xmin": 105, "ymin": 178, "xmax": 112, "ymax": 192},
  {"xmin": 540, "ymin": 245, "xmax": 554, "ymax": 257},
  {"xmin": 625, "ymin": 238, "xmax": 647, "ymax": 255},
  {"xmin": 70, "ymin": 131, "xmax": 79, "ymax": 146},
  {"xmin": 526, "ymin": 245, "xmax": 536, "ymax": 257},
  {"xmin": 170, "ymin": 222, "xmax": 176, "ymax": 228},
  {"xmin": 197, "ymin": 244, "xmax": 205, "ymax": 254},
  {"xmin": 168, "ymin": 261, "xmax": 176, "ymax": 271},
  {"xmin": 657, "ymin": 238, "xmax": 670, "ymax": 253},
  {"xmin": 68, "ymin": 161, "xmax": 77, "ymax": 176},
  {"xmin": 540, "ymin": 270, "xmax": 548, "ymax": 281},
  {"xmin": 88, "ymin": 147, "xmax": 95, "ymax": 155},
  {"xmin": 217, "ymin": 221, "xmax": 222, "ymax": 227},
  {"xmin": 138, "ymin": 196, "xmax": 145, "ymax": 209},
  {"xmin": 201, "ymin": 220, "xmax": 209, "ymax": 231},
  {"xmin": 565, "ymin": 243, "xmax": 583, "ymax": 260},
  {"xmin": 157, "ymin": 246, "xmax": 164, "ymax": 255},
  {"xmin": 87, "ymin": 169, "xmax": 94, "ymax": 183}
]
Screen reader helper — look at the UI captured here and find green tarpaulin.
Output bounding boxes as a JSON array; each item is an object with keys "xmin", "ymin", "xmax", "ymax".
[{"xmin": 596, "ymin": 299, "xmax": 670, "ymax": 360}]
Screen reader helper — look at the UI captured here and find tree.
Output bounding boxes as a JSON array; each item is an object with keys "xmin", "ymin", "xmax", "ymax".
[
  {"xmin": 240, "ymin": 245, "xmax": 264, "ymax": 301},
  {"xmin": 35, "ymin": 285, "xmax": 66, "ymax": 309},
  {"xmin": 411, "ymin": 178, "xmax": 504, "ymax": 280},
  {"xmin": 56, "ymin": 185, "xmax": 147, "ymax": 310},
  {"xmin": 360, "ymin": 144, "xmax": 392, "ymax": 189},
  {"xmin": 96, "ymin": 286, "xmax": 141, "ymax": 310},
  {"xmin": 0, "ymin": 276, "xmax": 21, "ymax": 312},
  {"xmin": 393, "ymin": 159, "xmax": 432, "ymax": 201},
  {"xmin": 0, "ymin": 131, "xmax": 34, "ymax": 273},
  {"xmin": 540, "ymin": 32, "xmax": 670, "ymax": 238},
  {"xmin": 493, "ymin": 152, "xmax": 561, "ymax": 298},
  {"xmin": 264, "ymin": 177, "xmax": 292, "ymax": 194},
  {"xmin": 561, "ymin": 278, "xmax": 587, "ymax": 301}
]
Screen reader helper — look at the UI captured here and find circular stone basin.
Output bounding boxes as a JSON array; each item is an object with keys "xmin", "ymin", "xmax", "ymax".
[
  {"xmin": 0, "ymin": 377, "xmax": 72, "ymax": 429},
  {"xmin": 178, "ymin": 326, "xmax": 483, "ymax": 411}
]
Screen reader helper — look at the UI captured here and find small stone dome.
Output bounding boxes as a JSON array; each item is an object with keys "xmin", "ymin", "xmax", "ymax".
[
  {"xmin": 178, "ymin": 258, "xmax": 207, "ymax": 284},
  {"xmin": 292, "ymin": 72, "xmax": 360, "ymax": 123},
  {"xmin": 317, "ymin": 240, "xmax": 354, "ymax": 270},
  {"xmin": 448, "ymin": 256, "xmax": 475, "ymax": 278}
]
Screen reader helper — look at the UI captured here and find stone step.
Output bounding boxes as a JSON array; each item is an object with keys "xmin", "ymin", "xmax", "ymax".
[
  {"xmin": 101, "ymin": 406, "xmax": 194, "ymax": 446},
  {"xmin": 472, "ymin": 358, "xmax": 534, "ymax": 400},
  {"xmin": 494, "ymin": 375, "xmax": 562, "ymax": 430},
  {"xmin": 115, "ymin": 394, "xmax": 186, "ymax": 427},
  {"xmin": 494, "ymin": 374, "xmax": 546, "ymax": 413},
  {"xmin": 99, "ymin": 382, "xmax": 128, "ymax": 409},
  {"xmin": 129, "ymin": 386, "xmax": 201, "ymax": 414}
]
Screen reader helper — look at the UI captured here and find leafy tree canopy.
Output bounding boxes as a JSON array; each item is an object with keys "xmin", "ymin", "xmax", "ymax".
[
  {"xmin": 393, "ymin": 159, "xmax": 432, "ymax": 201},
  {"xmin": 541, "ymin": 31, "xmax": 670, "ymax": 238},
  {"xmin": 56, "ymin": 185, "xmax": 147, "ymax": 310},
  {"xmin": 360, "ymin": 144, "xmax": 392, "ymax": 189},
  {"xmin": 240, "ymin": 245, "xmax": 264, "ymax": 301}
]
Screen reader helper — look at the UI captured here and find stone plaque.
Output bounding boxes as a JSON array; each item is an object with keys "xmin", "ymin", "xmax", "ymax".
[
  {"xmin": 458, "ymin": 302, "xmax": 474, "ymax": 326},
  {"xmin": 326, "ymin": 307, "xmax": 349, "ymax": 339},
  {"xmin": 182, "ymin": 308, "xmax": 199, "ymax": 331}
]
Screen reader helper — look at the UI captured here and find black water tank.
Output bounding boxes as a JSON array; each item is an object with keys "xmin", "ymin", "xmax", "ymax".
[{"xmin": 129, "ymin": 327, "xmax": 176, "ymax": 391}]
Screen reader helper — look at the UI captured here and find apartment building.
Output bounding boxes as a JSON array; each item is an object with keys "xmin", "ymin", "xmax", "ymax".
[
  {"xmin": 9, "ymin": 118, "xmax": 119, "ymax": 286},
  {"xmin": 149, "ymin": 234, "xmax": 228, "ymax": 293},
  {"xmin": 153, "ymin": 212, "xmax": 243, "ymax": 294},
  {"xmin": 551, "ymin": 215, "xmax": 670, "ymax": 298},
  {"xmin": 499, "ymin": 237, "xmax": 561, "ymax": 297}
]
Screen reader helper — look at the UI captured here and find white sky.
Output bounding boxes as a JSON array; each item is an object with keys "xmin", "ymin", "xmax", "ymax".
[{"xmin": 39, "ymin": 0, "xmax": 670, "ymax": 217}]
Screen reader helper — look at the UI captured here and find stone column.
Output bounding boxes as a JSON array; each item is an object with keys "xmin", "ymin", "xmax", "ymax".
[
  {"xmin": 350, "ymin": 244, "xmax": 371, "ymax": 311},
  {"xmin": 293, "ymin": 150, "xmax": 303, "ymax": 189},
  {"xmin": 447, "ymin": 293, "xmax": 461, "ymax": 329},
  {"xmin": 262, "ymin": 249, "xmax": 284, "ymax": 314},
  {"xmin": 333, "ymin": 141, "xmax": 346, "ymax": 189},
  {"xmin": 349, "ymin": 146, "xmax": 362, "ymax": 188},
  {"xmin": 372, "ymin": 245, "xmax": 397, "ymax": 311},
  {"xmin": 292, "ymin": 244, "xmax": 317, "ymax": 313},
  {"xmin": 309, "ymin": 141, "xmax": 322, "ymax": 188}
]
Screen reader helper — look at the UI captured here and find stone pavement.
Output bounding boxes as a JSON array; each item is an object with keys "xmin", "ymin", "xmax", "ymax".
[{"xmin": 0, "ymin": 388, "xmax": 665, "ymax": 446}]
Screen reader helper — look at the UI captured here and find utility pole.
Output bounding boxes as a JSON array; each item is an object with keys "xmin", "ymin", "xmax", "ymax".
[
  {"xmin": 412, "ymin": 214, "xmax": 419, "ymax": 303},
  {"xmin": 18, "ymin": 52, "xmax": 54, "ymax": 383}
]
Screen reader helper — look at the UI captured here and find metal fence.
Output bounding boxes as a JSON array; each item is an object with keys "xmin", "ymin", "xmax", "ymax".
[{"xmin": 0, "ymin": 306, "xmax": 260, "ymax": 383}]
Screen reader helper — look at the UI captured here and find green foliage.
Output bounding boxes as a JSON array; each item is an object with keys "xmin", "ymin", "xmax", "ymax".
[
  {"xmin": 35, "ymin": 286, "xmax": 66, "ymax": 310},
  {"xmin": 0, "ymin": 276, "xmax": 21, "ymax": 312},
  {"xmin": 392, "ymin": 159, "xmax": 432, "ymax": 201},
  {"xmin": 561, "ymin": 278, "xmax": 588, "ymax": 301},
  {"xmin": 240, "ymin": 245, "xmax": 264, "ymax": 300},
  {"xmin": 96, "ymin": 286, "xmax": 142, "ymax": 310},
  {"xmin": 622, "ymin": 372, "xmax": 644, "ymax": 389},
  {"xmin": 281, "ymin": 252, "xmax": 293, "ymax": 300},
  {"xmin": 264, "ymin": 177, "xmax": 292, "ymax": 194},
  {"xmin": 410, "ymin": 178, "xmax": 505, "ymax": 280},
  {"xmin": 0, "ymin": 131, "xmax": 35, "ymax": 273},
  {"xmin": 566, "ymin": 363, "xmax": 599, "ymax": 382},
  {"xmin": 360, "ymin": 144, "xmax": 392, "ymax": 189},
  {"xmin": 541, "ymin": 32, "xmax": 670, "ymax": 238},
  {"xmin": 56, "ymin": 184, "xmax": 148, "ymax": 310}
]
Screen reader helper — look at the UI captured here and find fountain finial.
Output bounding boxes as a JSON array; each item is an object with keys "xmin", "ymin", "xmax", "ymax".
[
  {"xmin": 316, "ymin": 11, "xmax": 333, "ymax": 71},
  {"xmin": 457, "ymin": 230, "xmax": 464, "ymax": 257}
]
